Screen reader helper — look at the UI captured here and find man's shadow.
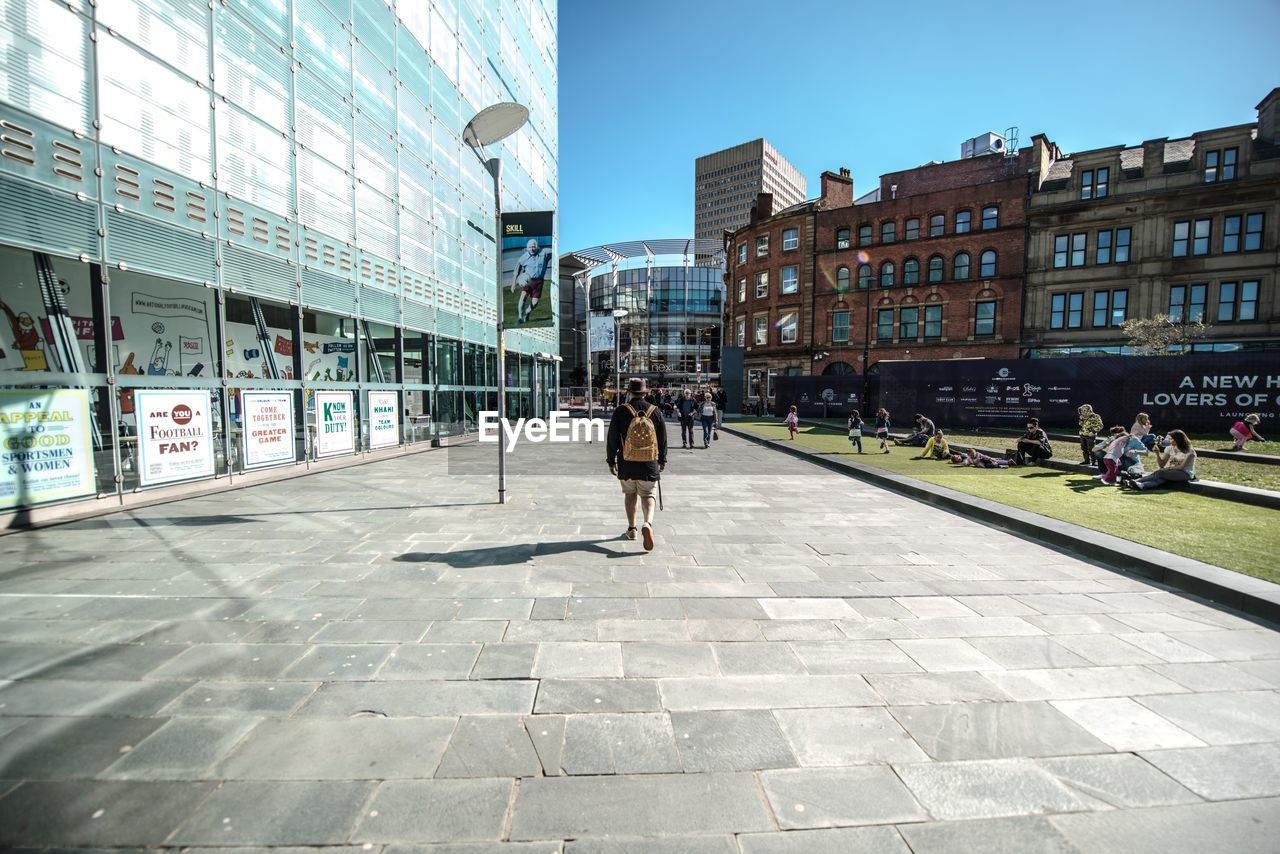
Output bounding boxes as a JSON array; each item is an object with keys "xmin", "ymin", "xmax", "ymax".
[{"xmin": 395, "ymin": 538, "xmax": 641, "ymax": 567}]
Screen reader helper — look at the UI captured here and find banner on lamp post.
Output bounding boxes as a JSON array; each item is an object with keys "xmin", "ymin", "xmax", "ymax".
[
  {"xmin": 588, "ymin": 310, "xmax": 615, "ymax": 353},
  {"xmin": 500, "ymin": 211, "xmax": 555, "ymax": 328}
]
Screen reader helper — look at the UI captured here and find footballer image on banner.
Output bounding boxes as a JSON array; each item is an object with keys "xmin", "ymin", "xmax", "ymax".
[{"xmin": 500, "ymin": 211, "xmax": 554, "ymax": 328}]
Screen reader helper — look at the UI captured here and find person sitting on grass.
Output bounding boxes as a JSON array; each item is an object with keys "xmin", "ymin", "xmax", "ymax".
[
  {"xmin": 1230, "ymin": 413, "xmax": 1266, "ymax": 451},
  {"xmin": 1014, "ymin": 417, "xmax": 1053, "ymax": 466},
  {"xmin": 894, "ymin": 413, "xmax": 935, "ymax": 447},
  {"xmin": 920, "ymin": 429, "xmax": 950, "ymax": 460},
  {"xmin": 950, "ymin": 449, "xmax": 1012, "ymax": 468},
  {"xmin": 1121, "ymin": 429, "xmax": 1196, "ymax": 490},
  {"xmin": 1130, "ymin": 412, "xmax": 1157, "ymax": 450},
  {"xmin": 1077, "ymin": 404, "xmax": 1104, "ymax": 464}
]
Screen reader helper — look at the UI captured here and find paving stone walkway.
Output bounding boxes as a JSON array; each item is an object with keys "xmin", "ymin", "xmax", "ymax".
[{"xmin": 1, "ymin": 429, "xmax": 1279, "ymax": 852}]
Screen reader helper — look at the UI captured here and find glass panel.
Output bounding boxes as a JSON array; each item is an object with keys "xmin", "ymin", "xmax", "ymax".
[
  {"xmin": 1110, "ymin": 291, "xmax": 1127, "ymax": 326},
  {"xmin": 955, "ymin": 210, "xmax": 970, "ymax": 233},
  {"xmin": 876, "ymin": 309, "xmax": 893, "ymax": 339},
  {"xmin": 899, "ymin": 307, "xmax": 918, "ymax": 340},
  {"xmin": 1218, "ymin": 282, "xmax": 1237, "ymax": 322}
]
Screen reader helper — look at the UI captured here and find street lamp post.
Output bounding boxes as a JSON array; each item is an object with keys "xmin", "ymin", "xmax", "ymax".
[
  {"xmin": 575, "ymin": 273, "xmax": 593, "ymax": 421},
  {"xmin": 463, "ymin": 102, "xmax": 529, "ymax": 506},
  {"xmin": 612, "ymin": 308, "xmax": 629, "ymax": 404},
  {"xmin": 862, "ymin": 287, "xmax": 872, "ymax": 410}
]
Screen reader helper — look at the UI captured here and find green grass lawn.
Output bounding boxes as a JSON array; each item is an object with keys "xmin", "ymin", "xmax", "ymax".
[{"xmin": 735, "ymin": 419, "xmax": 1280, "ymax": 583}]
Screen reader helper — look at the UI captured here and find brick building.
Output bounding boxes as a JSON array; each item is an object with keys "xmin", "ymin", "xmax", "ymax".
[
  {"xmin": 726, "ymin": 146, "xmax": 1031, "ymax": 405},
  {"xmin": 1023, "ymin": 90, "xmax": 1280, "ymax": 356}
]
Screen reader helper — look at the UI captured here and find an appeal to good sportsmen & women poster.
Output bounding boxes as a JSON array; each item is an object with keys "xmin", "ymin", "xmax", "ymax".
[
  {"xmin": 500, "ymin": 211, "xmax": 554, "ymax": 328},
  {"xmin": 315, "ymin": 390, "xmax": 354, "ymax": 457},
  {"xmin": 242, "ymin": 391, "xmax": 295, "ymax": 469},
  {"xmin": 135, "ymin": 389, "xmax": 215, "ymax": 486},
  {"xmin": 0, "ymin": 388, "xmax": 96, "ymax": 509},
  {"xmin": 368, "ymin": 390, "xmax": 400, "ymax": 449}
]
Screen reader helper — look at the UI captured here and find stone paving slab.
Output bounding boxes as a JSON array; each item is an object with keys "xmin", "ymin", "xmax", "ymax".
[{"xmin": 1, "ymin": 431, "xmax": 1278, "ymax": 849}]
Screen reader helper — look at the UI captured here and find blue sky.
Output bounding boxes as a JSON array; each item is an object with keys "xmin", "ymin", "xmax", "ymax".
[{"xmin": 558, "ymin": 0, "xmax": 1280, "ymax": 252}]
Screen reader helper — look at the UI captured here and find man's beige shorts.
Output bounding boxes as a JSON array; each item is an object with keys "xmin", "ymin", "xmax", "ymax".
[{"xmin": 619, "ymin": 479, "xmax": 657, "ymax": 498}]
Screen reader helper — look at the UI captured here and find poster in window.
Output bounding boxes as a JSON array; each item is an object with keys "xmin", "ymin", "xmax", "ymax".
[
  {"xmin": 135, "ymin": 389, "xmax": 215, "ymax": 486},
  {"xmin": 500, "ymin": 211, "xmax": 555, "ymax": 328},
  {"xmin": 368, "ymin": 390, "xmax": 400, "ymax": 449},
  {"xmin": 242, "ymin": 391, "xmax": 296, "ymax": 470},
  {"xmin": 315, "ymin": 390, "xmax": 355, "ymax": 457},
  {"xmin": 0, "ymin": 388, "xmax": 96, "ymax": 509}
]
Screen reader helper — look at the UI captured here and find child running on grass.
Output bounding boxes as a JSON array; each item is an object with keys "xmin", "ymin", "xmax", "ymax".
[
  {"xmin": 785, "ymin": 405, "xmax": 799, "ymax": 439},
  {"xmin": 1099, "ymin": 426, "xmax": 1129, "ymax": 485},
  {"xmin": 847, "ymin": 410, "xmax": 864, "ymax": 454},
  {"xmin": 875, "ymin": 408, "xmax": 891, "ymax": 454},
  {"xmin": 1230, "ymin": 413, "xmax": 1266, "ymax": 451}
]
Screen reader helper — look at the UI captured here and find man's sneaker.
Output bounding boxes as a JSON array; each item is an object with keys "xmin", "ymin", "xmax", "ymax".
[
  {"xmin": 624, "ymin": 526, "xmax": 637, "ymax": 540},
  {"xmin": 641, "ymin": 524, "xmax": 654, "ymax": 551}
]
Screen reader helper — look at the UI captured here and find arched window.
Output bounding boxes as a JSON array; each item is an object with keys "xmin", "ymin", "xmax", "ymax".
[
  {"xmin": 929, "ymin": 214, "xmax": 945, "ymax": 236},
  {"xmin": 857, "ymin": 264, "xmax": 873, "ymax": 289},
  {"xmin": 955, "ymin": 210, "xmax": 971, "ymax": 233},
  {"xmin": 905, "ymin": 218, "xmax": 920, "ymax": 240},
  {"xmin": 836, "ymin": 228, "xmax": 850, "ymax": 249},
  {"xmin": 903, "ymin": 258, "xmax": 920, "ymax": 285},
  {"xmin": 982, "ymin": 206, "xmax": 999, "ymax": 230},
  {"xmin": 857, "ymin": 224, "xmax": 872, "ymax": 246},
  {"xmin": 954, "ymin": 252, "xmax": 970, "ymax": 280},
  {"xmin": 822, "ymin": 361, "xmax": 855, "ymax": 376},
  {"xmin": 880, "ymin": 261, "xmax": 895, "ymax": 287},
  {"xmin": 980, "ymin": 250, "xmax": 997, "ymax": 277},
  {"xmin": 836, "ymin": 266, "xmax": 850, "ymax": 291},
  {"xmin": 928, "ymin": 255, "xmax": 944, "ymax": 283},
  {"xmin": 881, "ymin": 221, "xmax": 896, "ymax": 243}
]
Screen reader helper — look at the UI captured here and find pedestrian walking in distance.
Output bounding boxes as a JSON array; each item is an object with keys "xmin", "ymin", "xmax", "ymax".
[
  {"xmin": 676, "ymin": 388, "xmax": 697, "ymax": 449},
  {"xmin": 607, "ymin": 378, "xmax": 667, "ymax": 551},
  {"xmin": 699, "ymin": 391, "xmax": 717, "ymax": 448}
]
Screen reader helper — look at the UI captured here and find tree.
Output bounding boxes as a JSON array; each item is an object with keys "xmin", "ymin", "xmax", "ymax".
[{"xmin": 1122, "ymin": 314, "xmax": 1209, "ymax": 355}]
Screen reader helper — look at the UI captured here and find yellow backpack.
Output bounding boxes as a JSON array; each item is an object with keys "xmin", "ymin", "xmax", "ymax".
[{"xmin": 622, "ymin": 404, "xmax": 659, "ymax": 462}]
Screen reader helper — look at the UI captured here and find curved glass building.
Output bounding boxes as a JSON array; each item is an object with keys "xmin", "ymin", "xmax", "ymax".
[{"xmin": 562, "ymin": 239, "xmax": 726, "ymax": 386}]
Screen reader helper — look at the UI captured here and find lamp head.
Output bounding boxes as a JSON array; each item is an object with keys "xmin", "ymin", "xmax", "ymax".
[{"xmin": 463, "ymin": 102, "xmax": 529, "ymax": 148}]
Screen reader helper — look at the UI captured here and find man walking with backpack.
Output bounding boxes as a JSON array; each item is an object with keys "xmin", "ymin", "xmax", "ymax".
[{"xmin": 607, "ymin": 378, "xmax": 667, "ymax": 551}]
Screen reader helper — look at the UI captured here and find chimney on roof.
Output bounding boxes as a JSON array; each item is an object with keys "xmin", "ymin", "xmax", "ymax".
[
  {"xmin": 1258, "ymin": 88, "xmax": 1280, "ymax": 144},
  {"xmin": 820, "ymin": 169, "xmax": 853, "ymax": 208},
  {"xmin": 750, "ymin": 192, "xmax": 773, "ymax": 224},
  {"xmin": 1142, "ymin": 138, "xmax": 1167, "ymax": 176}
]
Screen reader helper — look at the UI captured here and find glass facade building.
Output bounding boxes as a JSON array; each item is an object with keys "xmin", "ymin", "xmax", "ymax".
[{"xmin": 0, "ymin": 0, "xmax": 557, "ymax": 518}]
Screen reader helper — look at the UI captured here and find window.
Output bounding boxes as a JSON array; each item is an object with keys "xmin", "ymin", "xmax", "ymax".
[
  {"xmin": 1067, "ymin": 292, "xmax": 1084, "ymax": 328},
  {"xmin": 905, "ymin": 218, "xmax": 920, "ymax": 240},
  {"xmin": 779, "ymin": 312, "xmax": 797, "ymax": 344},
  {"xmin": 756, "ymin": 234, "xmax": 769, "ymax": 257},
  {"xmin": 781, "ymin": 265, "xmax": 798, "ymax": 294},
  {"xmin": 1092, "ymin": 291, "xmax": 1109, "ymax": 327},
  {"xmin": 881, "ymin": 221, "xmax": 895, "ymax": 243},
  {"xmin": 1050, "ymin": 294, "xmax": 1066, "ymax": 329},
  {"xmin": 1116, "ymin": 227, "xmax": 1131, "ymax": 263},
  {"xmin": 928, "ymin": 255, "xmax": 943, "ymax": 283},
  {"xmin": 1204, "ymin": 147, "xmax": 1237, "ymax": 183},
  {"xmin": 1081, "ymin": 167, "xmax": 1109, "ymax": 199},
  {"xmin": 1192, "ymin": 218, "xmax": 1211, "ymax": 256},
  {"xmin": 857, "ymin": 264, "xmax": 873, "ymax": 289},
  {"xmin": 903, "ymin": 258, "xmax": 920, "ymax": 285},
  {"xmin": 1223, "ymin": 215, "xmax": 1241, "ymax": 253},
  {"xmin": 754, "ymin": 315, "xmax": 768, "ymax": 345},
  {"xmin": 877, "ymin": 308, "xmax": 894, "ymax": 340},
  {"xmin": 880, "ymin": 261, "xmax": 895, "ymax": 287},
  {"xmin": 836, "ymin": 266, "xmax": 850, "ymax": 292},
  {"xmin": 1053, "ymin": 235, "xmax": 1069, "ymax": 268},
  {"xmin": 737, "ymin": 278, "xmax": 746, "ymax": 302},
  {"xmin": 1070, "ymin": 233, "xmax": 1086, "ymax": 267},
  {"xmin": 955, "ymin": 210, "xmax": 971, "ymax": 233},
  {"xmin": 953, "ymin": 252, "xmax": 970, "ymax": 280},
  {"xmin": 738, "ymin": 243, "xmax": 746, "ymax": 264},
  {"xmin": 782, "ymin": 228, "xmax": 799, "ymax": 251},
  {"xmin": 858, "ymin": 224, "xmax": 872, "ymax": 246},
  {"xmin": 1245, "ymin": 213, "xmax": 1264, "ymax": 251},
  {"xmin": 980, "ymin": 250, "xmax": 997, "ymax": 277},
  {"xmin": 975, "ymin": 300, "xmax": 996, "ymax": 336},
  {"xmin": 924, "ymin": 304, "xmax": 942, "ymax": 339},
  {"xmin": 736, "ymin": 319, "xmax": 745, "ymax": 347},
  {"xmin": 1169, "ymin": 284, "xmax": 1207, "ymax": 323},
  {"xmin": 929, "ymin": 214, "xmax": 944, "ymax": 237},
  {"xmin": 755, "ymin": 271, "xmax": 768, "ymax": 298},
  {"xmin": 981, "ymin": 206, "xmax": 998, "ymax": 230},
  {"xmin": 836, "ymin": 228, "xmax": 850, "ymax": 249},
  {"xmin": 1172, "ymin": 221, "xmax": 1189, "ymax": 257},
  {"xmin": 833, "ymin": 311, "xmax": 850, "ymax": 342},
  {"xmin": 1110, "ymin": 290, "xmax": 1128, "ymax": 326},
  {"xmin": 899, "ymin": 306, "xmax": 919, "ymax": 340},
  {"xmin": 1096, "ymin": 230, "xmax": 1112, "ymax": 265},
  {"xmin": 1218, "ymin": 281, "xmax": 1260, "ymax": 322}
]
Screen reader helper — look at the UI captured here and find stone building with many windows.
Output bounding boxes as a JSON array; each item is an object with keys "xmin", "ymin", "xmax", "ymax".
[{"xmin": 1022, "ymin": 90, "xmax": 1280, "ymax": 357}]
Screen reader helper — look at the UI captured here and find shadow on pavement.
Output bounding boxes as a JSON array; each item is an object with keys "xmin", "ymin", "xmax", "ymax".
[{"xmin": 395, "ymin": 537, "xmax": 642, "ymax": 567}]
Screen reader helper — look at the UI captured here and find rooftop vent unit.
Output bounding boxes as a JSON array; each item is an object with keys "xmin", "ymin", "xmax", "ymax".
[{"xmin": 960, "ymin": 132, "xmax": 1005, "ymax": 159}]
